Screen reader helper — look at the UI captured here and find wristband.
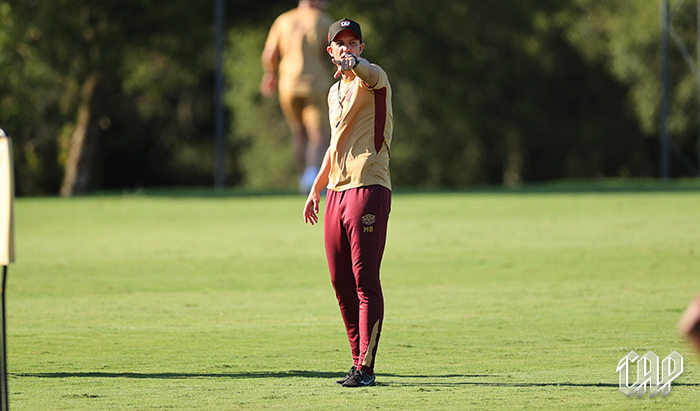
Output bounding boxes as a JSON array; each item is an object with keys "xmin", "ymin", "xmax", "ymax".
[{"xmin": 351, "ymin": 54, "xmax": 359, "ymax": 70}]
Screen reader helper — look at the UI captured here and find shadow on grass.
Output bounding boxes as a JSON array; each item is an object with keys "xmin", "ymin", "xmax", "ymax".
[
  {"xmin": 16, "ymin": 371, "xmax": 698, "ymax": 389},
  {"xmin": 13, "ymin": 371, "xmax": 339, "ymax": 379},
  {"xmin": 380, "ymin": 381, "xmax": 620, "ymax": 388},
  {"xmin": 13, "ymin": 371, "xmax": 488, "ymax": 380}
]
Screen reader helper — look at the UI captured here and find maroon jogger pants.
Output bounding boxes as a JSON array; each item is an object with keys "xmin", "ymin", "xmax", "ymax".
[{"xmin": 324, "ymin": 185, "xmax": 391, "ymax": 376}]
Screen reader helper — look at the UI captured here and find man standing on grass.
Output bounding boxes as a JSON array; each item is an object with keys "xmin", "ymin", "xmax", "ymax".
[{"xmin": 303, "ymin": 18, "xmax": 393, "ymax": 388}]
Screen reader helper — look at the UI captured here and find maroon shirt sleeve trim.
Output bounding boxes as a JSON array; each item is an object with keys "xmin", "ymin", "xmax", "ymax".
[{"xmin": 373, "ymin": 87, "xmax": 387, "ymax": 154}]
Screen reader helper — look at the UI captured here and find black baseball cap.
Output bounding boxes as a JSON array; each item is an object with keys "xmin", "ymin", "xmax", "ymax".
[{"xmin": 328, "ymin": 18, "xmax": 362, "ymax": 46}]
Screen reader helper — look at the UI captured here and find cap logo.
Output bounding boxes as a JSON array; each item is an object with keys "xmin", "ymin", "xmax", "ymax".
[{"xmin": 341, "ymin": 20, "xmax": 351, "ymax": 28}]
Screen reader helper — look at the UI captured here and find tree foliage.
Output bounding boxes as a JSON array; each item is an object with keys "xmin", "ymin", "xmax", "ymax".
[
  {"xmin": 340, "ymin": 0, "xmax": 658, "ymax": 185},
  {"xmin": 0, "ymin": 0, "xmax": 289, "ymax": 195},
  {"xmin": 0, "ymin": 0, "xmax": 695, "ymax": 195},
  {"xmin": 562, "ymin": 0, "xmax": 699, "ymax": 176}
]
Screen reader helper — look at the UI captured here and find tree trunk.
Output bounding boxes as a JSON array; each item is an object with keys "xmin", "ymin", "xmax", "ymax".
[{"xmin": 60, "ymin": 74, "xmax": 100, "ymax": 197}]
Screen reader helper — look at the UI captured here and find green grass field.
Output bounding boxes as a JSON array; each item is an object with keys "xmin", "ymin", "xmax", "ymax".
[{"xmin": 7, "ymin": 184, "xmax": 700, "ymax": 410}]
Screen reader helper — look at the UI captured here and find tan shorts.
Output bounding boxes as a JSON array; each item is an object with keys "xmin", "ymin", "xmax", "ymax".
[{"xmin": 278, "ymin": 82, "xmax": 329, "ymax": 133}]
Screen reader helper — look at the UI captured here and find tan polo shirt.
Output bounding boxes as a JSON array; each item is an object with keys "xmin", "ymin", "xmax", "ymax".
[
  {"xmin": 327, "ymin": 65, "xmax": 393, "ymax": 191},
  {"xmin": 264, "ymin": 7, "xmax": 334, "ymax": 97}
]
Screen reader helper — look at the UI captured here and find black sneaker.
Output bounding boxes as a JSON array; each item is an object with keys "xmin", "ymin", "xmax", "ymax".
[
  {"xmin": 341, "ymin": 368, "xmax": 376, "ymax": 387},
  {"xmin": 335, "ymin": 365, "xmax": 356, "ymax": 384}
]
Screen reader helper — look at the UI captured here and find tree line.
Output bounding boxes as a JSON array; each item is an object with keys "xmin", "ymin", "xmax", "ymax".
[{"xmin": 0, "ymin": 0, "xmax": 697, "ymax": 196}]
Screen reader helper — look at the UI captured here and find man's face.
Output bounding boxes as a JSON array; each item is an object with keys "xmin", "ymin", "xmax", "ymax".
[{"xmin": 327, "ymin": 31, "xmax": 364, "ymax": 60}]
